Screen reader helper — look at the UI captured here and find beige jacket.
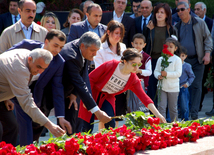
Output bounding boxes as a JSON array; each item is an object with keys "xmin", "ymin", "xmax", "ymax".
[
  {"xmin": 0, "ymin": 49, "xmax": 48, "ymax": 125},
  {"xmin": 0, "ymin": 20, "xmax": 47, "ymax": 53}
]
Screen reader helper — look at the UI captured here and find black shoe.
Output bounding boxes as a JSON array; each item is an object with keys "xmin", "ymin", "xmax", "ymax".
[
  {"xmin": 205, "ymin": 109, "xmax": 214, "ymax": 116},
  {"xmin": 191, "ymin": 116, "xmax": 198, "ymax": 120}
]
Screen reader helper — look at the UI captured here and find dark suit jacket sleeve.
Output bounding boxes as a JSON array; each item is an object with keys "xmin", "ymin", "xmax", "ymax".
[
  {"xmin": 7, "ymin": 39, "xmax": 43, "ymax": 51},
  {"xmin": 128, "ymin": 18, "xmax": 136, "ymax": 48},
  {"xmin": 62, "ymin": 52, "xmax": 97, "ymax": 110},
  {"xmin": 0, "ymin": 15, "xmax": 3, "ymax": 35},
  {"xmin": 52, "ymin": 59, "xmax": 65, "ymax": 117},
  {"xmin": 67, "ymin": 25, "xmax": 79, "ymax": 42}
]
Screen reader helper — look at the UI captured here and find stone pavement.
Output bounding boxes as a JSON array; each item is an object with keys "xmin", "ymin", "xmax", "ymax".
[{"xmin": 39, "ymin": 92, "xmax": 214, "ymax": 142}]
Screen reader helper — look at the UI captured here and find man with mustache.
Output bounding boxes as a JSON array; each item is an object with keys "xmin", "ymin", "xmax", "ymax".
[
  {"xmin": 0, "ymin": 0, "xmax": 47, "ymax": 53},
  {"xmin": 0, "ymin": 0, "xmax": 20, "ymax": 35}
]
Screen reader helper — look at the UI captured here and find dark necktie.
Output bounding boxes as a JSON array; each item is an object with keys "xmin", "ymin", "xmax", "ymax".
[
  {"xmin": 14, "ymin": 16, "xmax": 17, "ymax": 23},
  {"xmin": 142, "ymin": 18, "xmax": 147, "ymax": 35}
]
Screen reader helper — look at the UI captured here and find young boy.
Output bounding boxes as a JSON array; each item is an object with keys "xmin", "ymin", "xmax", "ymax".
[
  {"xmin": 127, "ymin": 33, "xmax": 152, "ymax": 113},
  {"xmin": 131, "ymin": 33, "xmax": 152, "ymax": 91},
  {"xmin": 178, "ymin": 46, "xmax": 195, "ymax": 121}
]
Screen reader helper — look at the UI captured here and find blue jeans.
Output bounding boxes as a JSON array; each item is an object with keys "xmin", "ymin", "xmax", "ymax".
[
  {"xmin": 178, "ymin": 87, "xmax": 189, "ymax": 121},
  {"xmin": 82, "ymin": 99, "xmax": 115, "ymax": 133}
]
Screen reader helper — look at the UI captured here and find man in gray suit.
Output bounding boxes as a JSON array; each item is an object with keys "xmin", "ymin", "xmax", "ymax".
[{"xmin": 67, "ymin": 3, "xmax": 106, "ymax": 42}]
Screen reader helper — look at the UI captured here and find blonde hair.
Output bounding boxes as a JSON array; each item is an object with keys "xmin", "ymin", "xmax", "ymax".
[{"xmin": 40, "ymin": 12, "xmax": 61, "ymax": 30}]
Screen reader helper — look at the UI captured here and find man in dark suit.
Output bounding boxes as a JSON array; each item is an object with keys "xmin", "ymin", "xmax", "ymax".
[
  {"xmin": 6, "ymin": 29, "xmax": 72, "ymax": 146},
  {"xmin": 67, "ymin": 4, "xmax": 107, "ymax": 133},
  {"xmin": 0, "ymin": 0, "xmax": 20, "ymax": 35},
  {"xmin": 194, "ymin": 2, "xmax": 213, "ymax": 32},
  {"xmin": 194, "ymin": 2, "xmax": 213, "ymax": 113},
  {"xmin": 135, "ymin": 0, "xmax": 153, "ymax": 37},
  {"xmin": 68, "ymin": 3, "xmax": 106, "ymax": 42},
  {"xmin": 60, "ymin": 32, "xmax": 111, "ymax": 133},
  {"xmin": 100, "ymin": 0, "xmax": 136, "ymax": 48}
]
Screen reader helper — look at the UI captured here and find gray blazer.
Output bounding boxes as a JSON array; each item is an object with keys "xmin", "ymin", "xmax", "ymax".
[{"xmin": 67, "ymin": 20, "xmax": 107, "ymax": 42}]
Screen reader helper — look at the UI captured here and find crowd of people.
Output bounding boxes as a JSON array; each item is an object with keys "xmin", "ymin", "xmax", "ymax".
[{"xmin": 0, "ymin": 0, "xmax": 213, "ymax": 148}]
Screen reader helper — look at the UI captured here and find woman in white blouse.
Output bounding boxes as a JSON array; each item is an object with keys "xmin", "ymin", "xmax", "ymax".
[
  {"xmin": 94, "ymin": 20, "xmax": 126, "ymax": 68},
  {"xmin": 94, "ymin": 20, "xmax": 126, "ymax": 130}
]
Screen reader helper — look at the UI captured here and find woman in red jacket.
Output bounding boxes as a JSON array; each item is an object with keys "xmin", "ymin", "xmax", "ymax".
[{"xmin": 79, "ymin": 48, "xmax": 166, "ymax": 132}]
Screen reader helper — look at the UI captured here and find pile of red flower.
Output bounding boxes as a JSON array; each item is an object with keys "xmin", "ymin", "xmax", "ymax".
[{"xmin": 1, "ymin": 117, "xmax": 214, "ymax": 155}]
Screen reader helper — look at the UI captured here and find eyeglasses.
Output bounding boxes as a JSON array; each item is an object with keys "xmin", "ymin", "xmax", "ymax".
[
  {"xmin": 130, "ymin": 62, "xmax": 142, "ymax": 67},
  {"xmin": 176, "ymin": 8, "xmax": 187, "ymax": 12}
]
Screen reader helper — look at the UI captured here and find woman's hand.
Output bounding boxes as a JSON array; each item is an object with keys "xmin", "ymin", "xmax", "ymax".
[{"xmin": 147, "ymin": 103, "xmax": 167, "ymax": 123}]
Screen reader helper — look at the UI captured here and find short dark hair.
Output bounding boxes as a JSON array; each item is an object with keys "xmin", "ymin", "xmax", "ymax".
[
  {"xmin": 9, "ymin": 0, "xmax": 19, "ymax": 4},
  {"xmin": 87, "ymin": 3, "xmax": 101, "ymax": 14},
  {"xmin": 179, "ymin": 46, "xmax": 188, "ymax": 56},
  {"xmin": 133, "ymin": 0, "xmax": 141, "ymax": 3},
  {"xmin": 153, "ymin": 3, "xmax": 172, "ymax": 27},
  {"xmin": 45, "ymin": 29, "xmax": 66, "ymax": 42},
  {"xmin": 132, "ymin": 33, "xmax": 146, "ymax": 43},
  {"xmin": 121, "ymin": 48, "xmax": 142, "ymax": 62},
  {"xmin": 19, "ymin": 0, "xmax": 36, "ymax": 10}
]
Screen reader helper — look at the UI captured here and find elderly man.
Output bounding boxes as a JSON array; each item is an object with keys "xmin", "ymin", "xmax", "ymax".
[
  {"xmin": 172, "ymin": 0, "xmax": 197, "ymax": 25},
  {"xmin": 7, "ymin": 29, "xmax": 71, "ymax": 146},
  {"xmin": 100, "ymin": 0, "xmax": 135, "ymax": 48},
  {"xmin": 0, "ymin": 48, "xmax": 65, "ymax": 145},
  {"xmin": 174, "ymin": 1, "xmax": 213, "ymax": 120},
  {"xmin": 66, "ymin": 4, "xmax": 107, "ymax": 133},
  {"xmin": 130, "ymin": 0, "xmax": 142, "ymax": 19},
  {"xmin": 0, "ymin": 0, "xmax": 47, "ymax": 53},
  {"xmin": 60, "ymin": 32, "xmax": 112, "ymax": 133},
  {"xmin": 135, "ymin": 0, "xmax": 153, "ymax": 36},
  {"xmin": 194, "ymin": 2, "xmax": 213, "ymax": 32},
  {"xmin": 0, "ymin": 0, "xmax": 20, "ymax": 35}
]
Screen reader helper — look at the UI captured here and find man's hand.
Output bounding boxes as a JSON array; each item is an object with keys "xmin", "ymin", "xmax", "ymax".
[
  {"xmin": 58, "ymin": 117, "xmax": 72, "ymax": 134},
  {"xmin": 4, "ymin": 100, "xmax": 14, "ymax": 111},
  {"xmin": 94, "ymin": 109, "xmax": 111, "ymax": 124},
  {"xmin": 44, "ymin": 120, "xmax": 65, "ymax": 137},
  {"xmin": 67, "ymin": 94, "xmax": 78, "ymax": 110},
  {"xmin": 161, "ymin": 71, "xmax": 167, "ymax": 77},
  {"xmin": 203, "ymin": 52, "xmax": 210, "ymax": 65}
]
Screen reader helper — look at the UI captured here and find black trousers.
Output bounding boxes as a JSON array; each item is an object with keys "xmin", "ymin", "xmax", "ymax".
[
  {"xmin": 0, "ymin": 103, "xmax": 19, "ymax": 146},
  {"xmin": 64, "ymin": 97, "xmax": 83, "ymax": 135}
]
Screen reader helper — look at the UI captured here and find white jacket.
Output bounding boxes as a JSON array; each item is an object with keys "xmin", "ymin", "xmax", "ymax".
[
  {"xmin": 154, "ymin": 55, "xmax": 182, "ymax": 92},
  {"xmin": 94, "ymin": 41, "xmax": 126, "ymax": 68}
]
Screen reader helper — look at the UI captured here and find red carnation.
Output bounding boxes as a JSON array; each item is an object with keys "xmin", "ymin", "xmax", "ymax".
[
  {"xmin": 37, "ymin": 21, "xmax": 41, "ymax": 25},
  {"xmin": 162, "ymin": 44, "xmax": 173, "ymax": 56}
]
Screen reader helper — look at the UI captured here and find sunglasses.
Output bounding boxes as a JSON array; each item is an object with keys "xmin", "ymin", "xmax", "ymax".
[
  {"xmin": 176, "ymin": 8, "xmax": 187, "ymax": 12},
  {"xmin": 131, "ymin": 62, "xmax": 142, "ymax": 67}
]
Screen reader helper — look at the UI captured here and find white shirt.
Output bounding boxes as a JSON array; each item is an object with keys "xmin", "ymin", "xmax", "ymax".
[
  {"xmin": 113, "ymin": 11, "xmax": 124, "ymax": 23},
  {"xmin": 102, "ymin": 64, "xmax": 130, "ymax": 94},
  {"xmin": 141, "ymin": 14, "xmax": 152, "ymax": 31},
  {"xmin": 94, "ymin": 41, "xmax": 126, "ymax": 68},
  {"xmin": 20, "ymin": 20, "xmax": 33, "ymax": 39},
  {"xmin": 154, "ymin": 55, "xmax": 182, "ymax": 92}
]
